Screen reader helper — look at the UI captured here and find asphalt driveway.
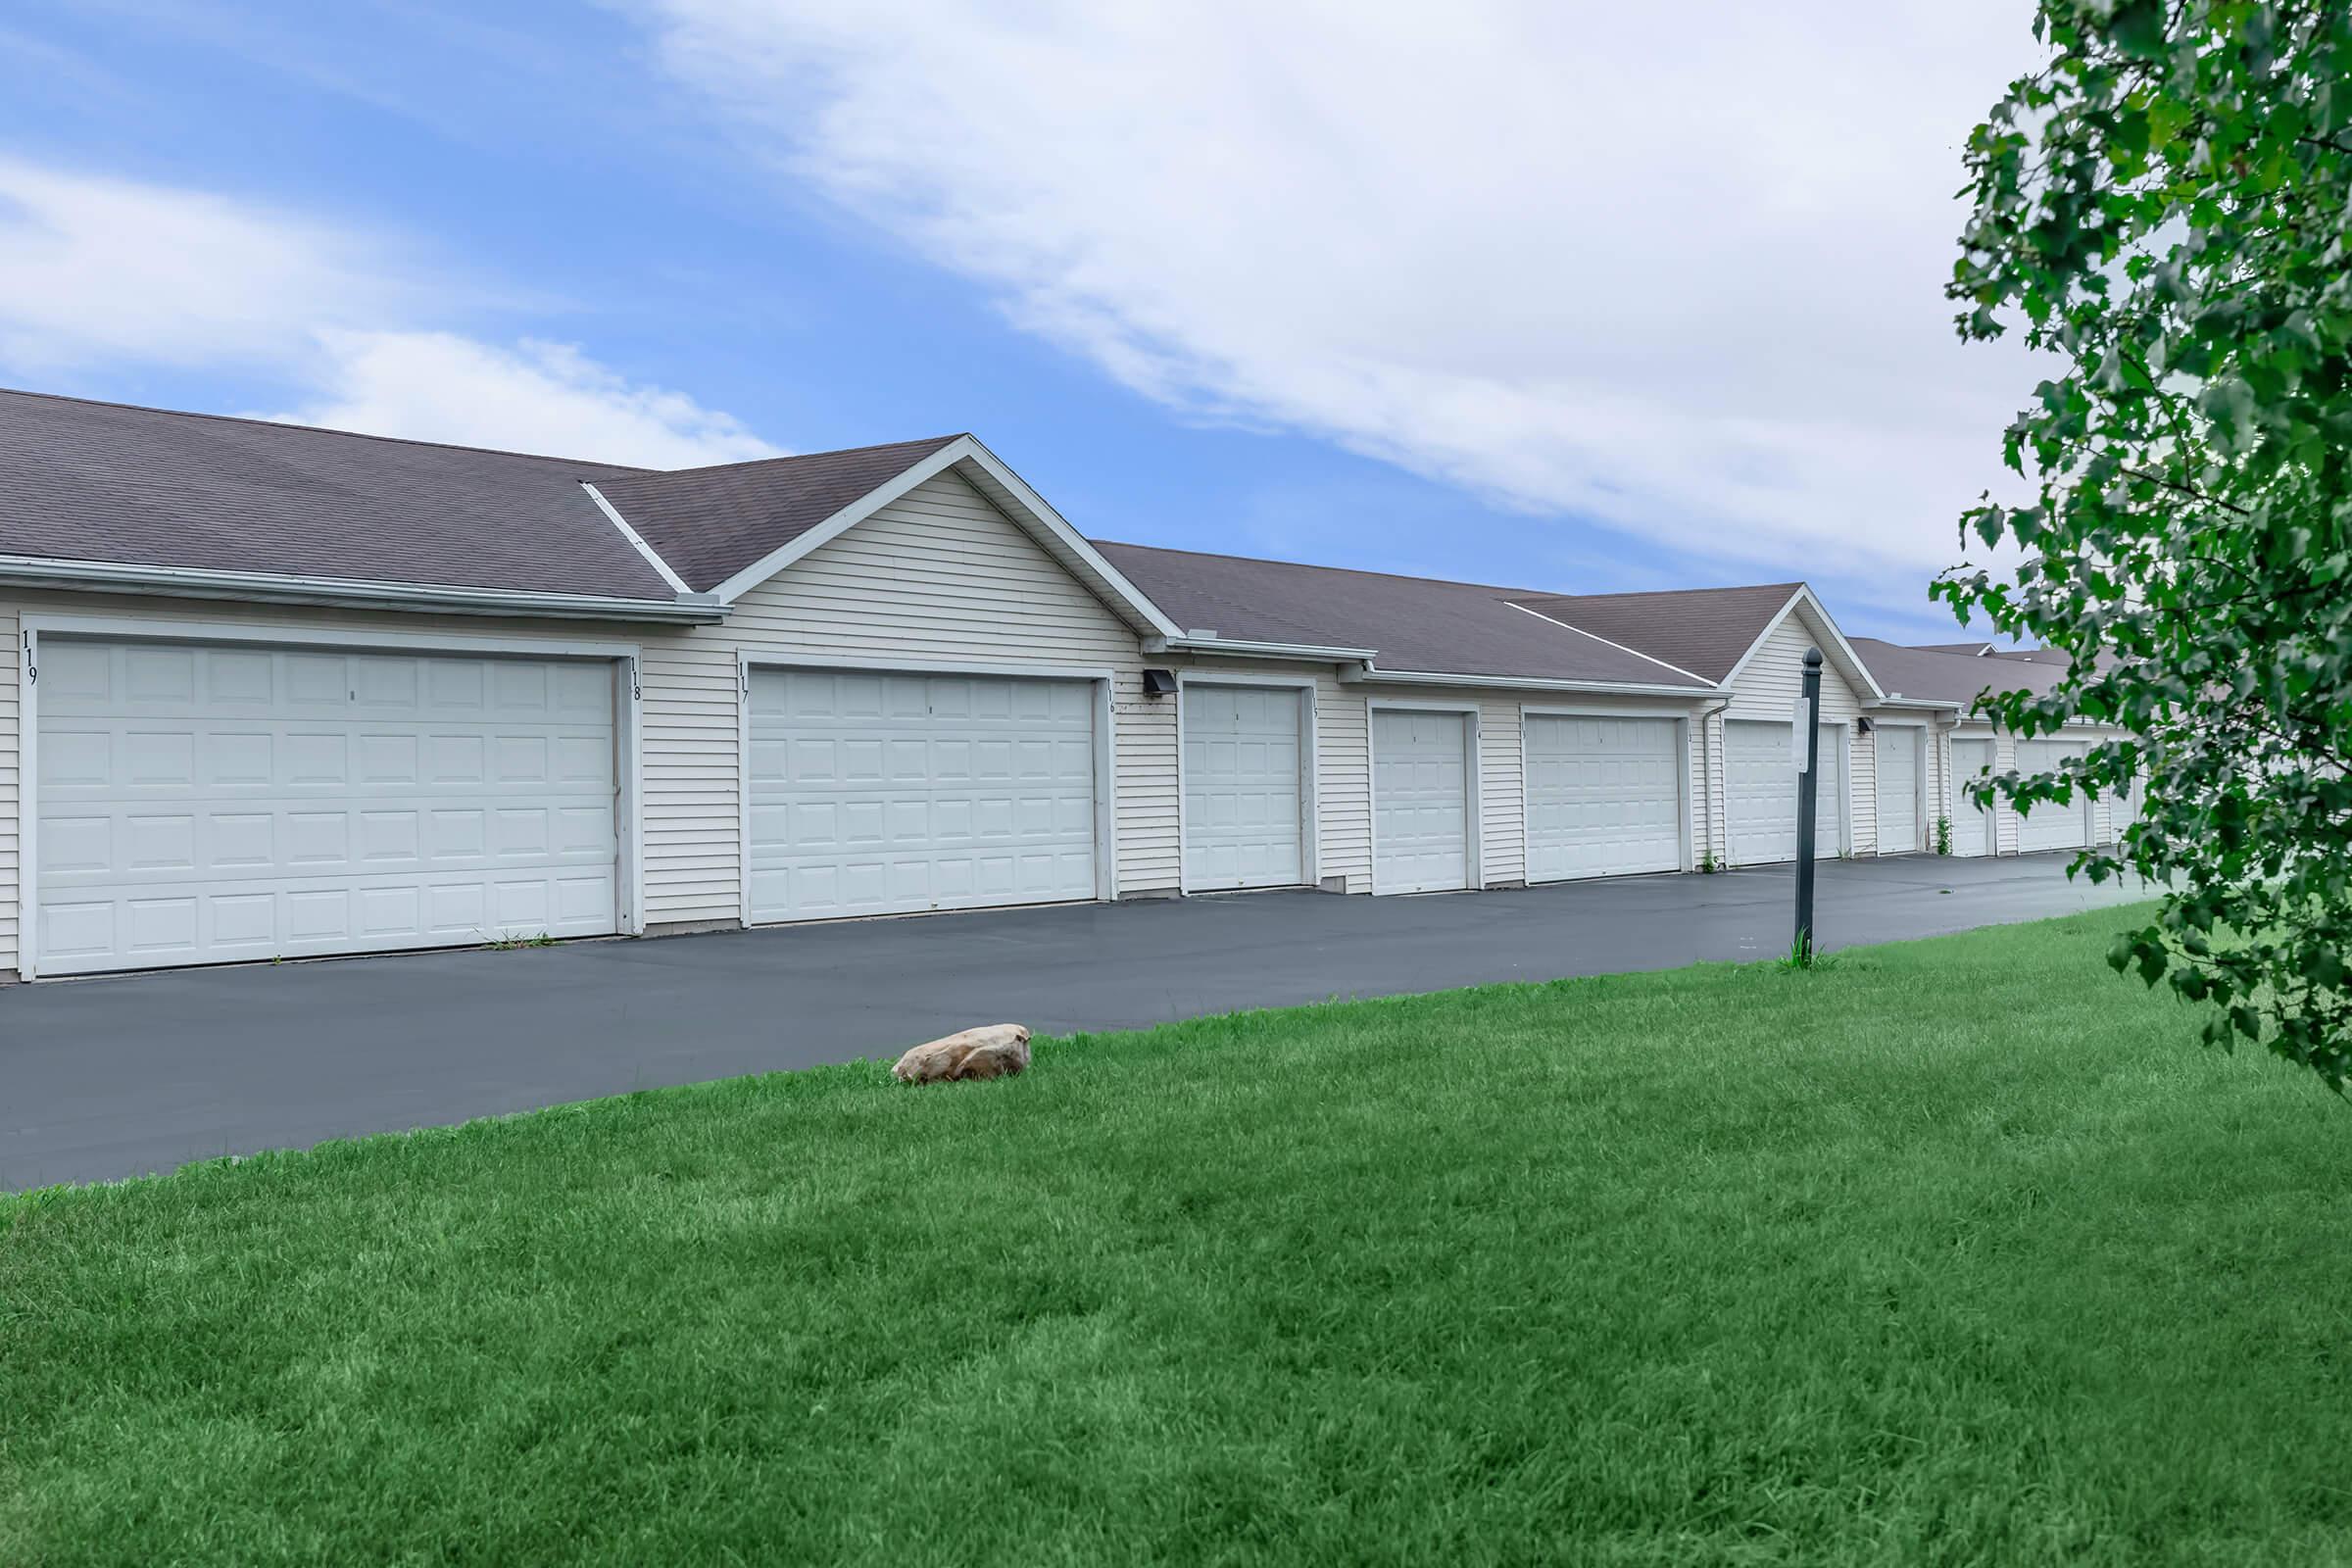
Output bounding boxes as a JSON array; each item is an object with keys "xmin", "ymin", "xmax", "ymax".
[{"xmin": 1, "ymin": 853, "xmax": 2149, "ymax": 1190}]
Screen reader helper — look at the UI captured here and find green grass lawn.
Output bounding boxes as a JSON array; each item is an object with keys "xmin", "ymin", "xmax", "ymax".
[{"xmin": 6, "ymin": 906, "xmax": 2351, "ymax": 1566}]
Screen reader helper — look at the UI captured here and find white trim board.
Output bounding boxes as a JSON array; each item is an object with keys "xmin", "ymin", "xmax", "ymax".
[
  {"xmin": 1347, "ymin": 665, "xmax": 1713, "ymax": 700},
  {"xmin": 0, "ymin": 555, "xmax": 719, "ymax": 623},
  {"xmin": 581, "ymin": 481, "xmax": 692, "ymax": 596}
]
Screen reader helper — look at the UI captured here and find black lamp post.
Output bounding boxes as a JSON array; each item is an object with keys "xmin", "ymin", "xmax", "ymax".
[{"xmin": 1793, "ymin": 646, "xmax": 1824, "ymax": 963}]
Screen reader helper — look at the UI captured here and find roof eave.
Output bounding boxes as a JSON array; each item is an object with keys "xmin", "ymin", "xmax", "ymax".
[
  {"xmin": 1146, "ymin": 634, "xmax": 1382, "ymax": 662},
  {"xmin": 0, "ymin": 556, "xmax": 727, "ymax": 624},
  {"xmin": 1343, "ymin": 663, "xmax": 1712, "ymax": 700}
]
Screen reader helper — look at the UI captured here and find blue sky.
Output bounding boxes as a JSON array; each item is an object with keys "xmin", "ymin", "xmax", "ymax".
[{"xmin": 0, "ymin": 1, "xmax": 2038, "ymax": 641}]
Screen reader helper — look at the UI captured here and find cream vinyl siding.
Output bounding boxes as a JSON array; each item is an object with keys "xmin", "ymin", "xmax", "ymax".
[
  {"xmin": 1944, "ymin": 724, "xmax": 2128, "ymax": 857},
  {"xmin": 1, "ymin": 601, "xmax": 18, "ymax": 974},
  {"xmin": 1712, "ymin": 714, "xmax": 1731, "ymax": 864},
  {"xmin": 722, "ymin": 469, "xmax": 1174, "ymax": 900},
  {"xmin": 1721, "ymin": 607, "xmax": 1872, "ymax": 855},
  {"xmin": 638, "ymin": 640, "xmax": 752, "ymax": 926},
  {"xmin": 1162, "ymin": 671, "xmax": 1701, "ymax": 895}
]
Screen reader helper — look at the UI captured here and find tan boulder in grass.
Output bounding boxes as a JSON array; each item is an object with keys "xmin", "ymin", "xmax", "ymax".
[{"xmin": 891, "ymin": 1023, "xmax": 1033, "ymax": 1084}]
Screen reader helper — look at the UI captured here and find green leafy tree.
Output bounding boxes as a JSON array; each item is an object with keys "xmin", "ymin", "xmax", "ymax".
[{"xmin": 1939, "ymin": 0, "xmax": 2352, "ymax": 1084}]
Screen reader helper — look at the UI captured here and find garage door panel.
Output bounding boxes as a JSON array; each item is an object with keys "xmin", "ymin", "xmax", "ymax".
[
  {"xmin": 1525, "ymin": 715, "xmax": 1682, "ymax": 881},
  {"xmin": 35, "ymin": 640, "xmax": 620, "ymax": 975},
  {"xmin": 1183, "ymin": 685, "xmax": 1307, "ymax": 892},
  {"xmin": 1876, "ymin": 729, "xmax": 1922, "ymax": 855},
  {"xmin": 750, "ymin": 668, "xmax": 1099, "ymax": 922},
  {"xmin": 1372, "ymin": 709, "xmax": 1470, "ymax": 895},
  {"xmin": 1949, "ymin": 739, "xmax": 1994, "ymax": 857},
  {"xmin": 2016, "ymin": 739, "xmax": 2088, "ymax": 851},
  {"xmin": 1726, "ymin": 720, "xmax": 1841, "ymax": 865}
]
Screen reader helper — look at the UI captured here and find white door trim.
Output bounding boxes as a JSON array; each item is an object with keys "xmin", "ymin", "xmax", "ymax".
[
  {"xmin": 1517, "ymin": 705, "xmax": 1696, "ymax": 876},
  {"xmin": 17, "ymin": 613, "xmax": 647, "ymax": 980},
  {"xmin": 1175, "ymin": 669, "xmax": 1320, "ymax": 894},
  {"xmin": 1365, "ymin": 697, "xmax": 1483, "ymax": 894},
  {"xmin": 736, "ymin": 653, "xmax": 1122, "ymax": 918}
]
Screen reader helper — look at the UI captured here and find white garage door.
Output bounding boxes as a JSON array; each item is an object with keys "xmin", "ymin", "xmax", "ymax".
[
  {"xmin": 1875, "ymin": 727, "xmax": 1923, "ymax": 855},
  {"xmin": 1949, "ymin": 737, "xmax": 1994, "ymax": 857},
  {"xmin": 1725, "ymin": 720, "xmax": 1841, "ymax": 865},
  {"xmin": 1371, "ymin": 709, "xmax": 1471, "ymax": 894},
  {"xmin": 35, "ymin": 638, "xmax": 619, "ymax": 977},
  {"xmin": 747, "ymin": 667, "xmax": 1098, "ymax": 923},
  {"xmin": 1182, "ymin": 684, "xmax": 1305, "ymax": 891},
  {"xmin": 2015, "ymin": 738, "xmax": 2089, "ymax": 852},
  {"xmin": 1524, "ymin": 715, "xmax": 1682, "ymax": 881}
]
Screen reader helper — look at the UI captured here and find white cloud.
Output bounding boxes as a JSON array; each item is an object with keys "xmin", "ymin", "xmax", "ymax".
[
  {"xmin": 0, "ymin": 157, "xmax": 415, "ymax": 371},
  {"xmin": 0, "ymin": 159, "xmax": 776, "ymax": 467},
  {"xmin": 641, "ymin": 0, "xmax": 2042, "ymax": 580},
  {"xmin": 276, "ymin": 332, "xmax": 781, "ymax": 467}
]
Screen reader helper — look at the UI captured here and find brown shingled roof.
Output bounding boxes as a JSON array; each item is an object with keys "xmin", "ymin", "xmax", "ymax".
[
  {"xmin": 0, "ymin": 387, "xmax": 674, "ymax": 600},
  {"xmin": 1504, "ymin": 583, "xmax": 1804, "ymax": 682},
  {"xmin": 1849, "ymin": 637, "xmax": 2069, "ymax": 705},
  {"xmin": 593, "ymin": 435, "xmax": 966, "ymax": 593},
  {"xmin": 1090, "ymin": 541, "xmax": 1714, "ymax": 687}
]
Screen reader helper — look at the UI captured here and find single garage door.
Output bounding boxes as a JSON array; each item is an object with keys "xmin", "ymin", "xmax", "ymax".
[
  {"xmin": 747, "ymin": 667, "xmax": 1098, "ymax": 922},
  {"xmin": 1725, "ymin": 719, "xmax": 1841, "ymax": 865},
  {"xmin": 1875, "ymin": 726, "xmax": 1923, "ymax": 855},
  {"xmin": 1371, "ymin": 708, "xmax": 1471, "ymax": 894},
  {"xmin": 1949, "ymin": 737, "xmax": 1994, "ymax": 857},
  {"xmin": 35, "ymin": 638, "xmax": 619, "ymax": 977},
  {"xmin": 2015, "ymin": 738, "xmax": 2089, "ymax": 852},
  {"xmin": 1182, "ymin": 683, "xmax": 1305, "ymax": 891},
  {"xmin": 1524, "ymin": 715, "xmax": 1682, "ymax": 881}
]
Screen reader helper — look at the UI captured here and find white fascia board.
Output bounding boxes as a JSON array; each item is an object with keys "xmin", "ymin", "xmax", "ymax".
[
  {"xmin": 705, "ymin": 434, "xmax": 1187, "ymax": 641},
  {"xmin": 1503, "ymin": 601, "xmax": 1713, "ymax": 684},
  {"xmin": 1715, "ymin": 586, "xmax": 1889, "ymax": 704},
  {"xmin": 582, "ymin": 481, "xmax": 692, "ymax": 596},
  {"xmin": 1347, "ymin": 664, "xmax": 1714, "ymax": 701},
  {"xmin": 1149, "ymin": 634, "xmax": 1380, "ymax": 662},
  {"xmin": 0, "ymin": 555, "xmax": 725, "ymax": 623},
  {"xmin": 953, "ymin": 436, "xmax": 1186, "ymax": 641}
]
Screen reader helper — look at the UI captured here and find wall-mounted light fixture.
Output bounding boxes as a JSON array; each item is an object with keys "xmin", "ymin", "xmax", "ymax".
[
  {"xmin": 1855, "ymin": 716, "xmax": 1875, "ymax": 735},
  {"xmin": 1142, "ymin": 668, "xmax": 1178, "ymax": 698}
]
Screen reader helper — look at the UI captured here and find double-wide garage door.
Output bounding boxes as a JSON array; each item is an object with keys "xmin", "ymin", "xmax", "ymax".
[
  {"xmin": 35, "ymin": 637, "xmax": 620, "ymax": 976},
  {"xmin": 747, "ymin": 667, "xmax": 1099, "ymax": 922}
]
